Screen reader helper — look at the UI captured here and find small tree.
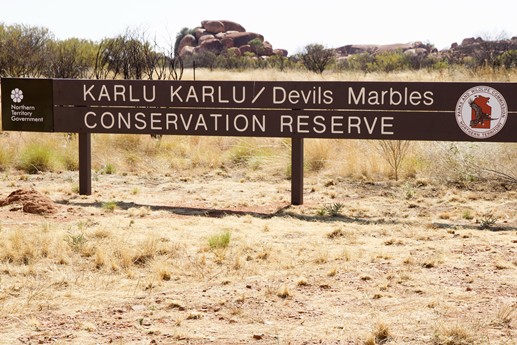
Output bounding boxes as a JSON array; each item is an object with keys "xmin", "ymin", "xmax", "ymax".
[
  {"xmin": 300, "ymin": 43, "xmax": 334, "ymax": 74},
  {"xmin": 46, "ymin": 38, "xmax": 97, "ymax": 78},
  {"xmin": 0, "ymin": 23, "xmax": 52, "ymax": 77},
  {"xmin": 372, "ymin": 51, "xmax": 409, "ymax": 73},
  {"xmin": 94, "ymin": 28, "xmax": 161, "ymax": 80},
  {"xmin": 348, "ymin": 53, "xmax": 375, "ymax": 73},
  {"xmin": 376, "ymin": 140, "xmax": 411, "ymax": 181}
]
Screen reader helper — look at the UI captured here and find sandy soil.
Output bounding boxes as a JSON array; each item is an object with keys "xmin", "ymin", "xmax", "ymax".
[{"xmin": 0, "ymin": 170, "xmax": 515, "ymax": 344}]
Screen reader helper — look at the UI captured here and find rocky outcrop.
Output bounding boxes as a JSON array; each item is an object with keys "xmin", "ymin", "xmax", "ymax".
[
  {"xmin": 335, "ymin": 41, "xmax": 436, "ymax": 58},
  {"xmin": 178, "ymin": 20, "xmax": 288, "ymax": 59},
  {"xmin": 334, "ymin": 37, "xmax": 517, "ymax": 63},
  {"xmin": 443, "ymin": 36, "xmax": 517, "ymax": 63}
]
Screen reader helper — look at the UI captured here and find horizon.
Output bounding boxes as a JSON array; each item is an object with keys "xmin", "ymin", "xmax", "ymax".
[{"xmin": 2, "ymin": 0, "xmax": 517, "ymax": 54}]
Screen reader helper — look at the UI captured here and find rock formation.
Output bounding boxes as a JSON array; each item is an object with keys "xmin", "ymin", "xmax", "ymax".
[
  {"xmin": 177, "ymin": 19, "xmax": 516, "ymax": 65},
  {"xmin": 178, "ymin": 20, "xmax": 288, "ymax": 59},
  {"xmin": 334, "ymin": 41, "xmax": 436, "ymax": 59},
  {"xmin": 334, "ymin": 37, "xmax": 517, "ymax": 64},
  {"xmin": 443, "ymin": 36, "xmax": 517, "ymax": 63}
]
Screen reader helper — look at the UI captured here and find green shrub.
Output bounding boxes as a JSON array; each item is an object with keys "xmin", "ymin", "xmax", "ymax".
[
  {"xmin": 348, "ymin": 53, "xmax": 375, "ymax": 72},
  {"xmin": 318, "ymin": 203, "xmax": 345, "ymax": 217},
  {"xmin": 101, "ymin": 201, "xmax": 118, "ymax": 212},
  {"xmin": 208, "ymin": 231, "xmax": 231, "ymax": 250},
  {"xmin": 18, "ymin": 143, "xmax": 54, "ymax": 173},
  {"xmin": 300, "ymin": 43, "xmax": 335, "ymax": 74},
  {"xmin": 496, "ymin": 50, "xmax": 517, "ymax": 69},
  {"xmin": 60, "ymin": 146, "xmax": 79, "ymax": 171},
  {"xmin": 249, "ymin": 38, "xmax": 266, "ymax": 56},
  {"xmin": 372, "ymin": 51, "xmax": 410, "ymax": 72},
  {"xmin": 100, "ymin": 163, "xmax": 116, "ymax": 174}
]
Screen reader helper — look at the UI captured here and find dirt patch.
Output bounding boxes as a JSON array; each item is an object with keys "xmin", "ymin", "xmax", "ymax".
[
  {"xmin": 0, "ymin": 172, "xmax": 515, "ymax": 344},
  {"xmin": 0, "ymin": 188, "xmax": 58, "ymax": 214}
]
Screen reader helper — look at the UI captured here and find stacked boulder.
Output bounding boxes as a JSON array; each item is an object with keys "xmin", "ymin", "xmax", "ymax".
[{"xmin": 178, "ymin": 20, "xmax": 288, "ymax": 59}]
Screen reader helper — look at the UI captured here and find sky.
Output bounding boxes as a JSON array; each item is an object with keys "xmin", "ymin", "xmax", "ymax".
[{"xmin": 2, "ymin": 0, "xmax": 517, "ymax": 54}]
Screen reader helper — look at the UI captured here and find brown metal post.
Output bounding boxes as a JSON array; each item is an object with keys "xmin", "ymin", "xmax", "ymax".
[
  {"xmin": 79, "ymin": 133, "xmax": 92, "ymax": 195},
  {"xmin": 291, "ymin": 137, "xmax": 304, "ymax": 205}
]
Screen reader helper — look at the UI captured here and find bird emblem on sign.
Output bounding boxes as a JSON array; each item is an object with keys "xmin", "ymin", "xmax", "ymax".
[{"xmin": 468, "ymin": 95, "xmax": 497, "ymax": 128}]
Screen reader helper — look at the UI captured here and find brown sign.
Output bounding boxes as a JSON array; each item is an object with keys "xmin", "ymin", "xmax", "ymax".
[
  {"xmin": 2, "ymin": 78, "xmax": 516, "ymax": 142},
  {"xmin": 1, "ymin": 78, "xmax": 54, "ymax": 132},
  {"xmin": 52, "ymin": 79, "xmax": 517, "ymax": 111}
]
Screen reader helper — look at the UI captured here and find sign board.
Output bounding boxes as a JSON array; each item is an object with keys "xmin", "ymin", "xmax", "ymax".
[
  {"xmin": 1, "ymin": 78, "xmax": 54, "ymax": 132},
  {"xmin": 1, "ymin": 78, "xmax": 516, "ymax": 142}
]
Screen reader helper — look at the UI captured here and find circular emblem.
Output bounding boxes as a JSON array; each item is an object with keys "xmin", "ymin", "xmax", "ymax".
[
  {"xmin": 10, "ymin": 88, "xmax": 24, "ymax": 103},
  {"xmin": 455, "ymin": 86, "xmax": 507, "ymax": 139}
]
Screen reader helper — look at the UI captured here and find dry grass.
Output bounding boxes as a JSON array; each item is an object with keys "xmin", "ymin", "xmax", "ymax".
[{"xmin": 0, "ymin": 169, "xmax": 515, "ymax": 343}]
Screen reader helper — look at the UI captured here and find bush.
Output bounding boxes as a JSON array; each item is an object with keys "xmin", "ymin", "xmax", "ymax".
[
  {"xmin": 371, "ymin": 51, "xmax": 410, "ymax": 72},
  {"xmin": 17, "ymin": 143, "xmax": 54, "ymax": 173},
  {"xmin": 249, "ymin": 38, "xmax": 266, "ymax": 56},
  {"xmin": 46, "ymin": 38, "xmax": 97, "ymax": 78},
  {"xmin": 376, "ymin": 140, "xmax": 411, "ymax": 181},
  {"xmin": 496, "ymin": 50, "xmax": 517, "ymax": 69},
  {"xmin": 0, "ymin": 23, "xmax": 51, "ymax": 77},
  {"xmin": 300, "ymin": 43, "xmax": 335, "ymax": 74},
  {"xmin": 208, "ymin": 231, "xmax": 231, "ymax": 250},
  {"xmin": 59, "ymin": 142, "xmax": 79, "ymax": 171},
  {"xmin": 347, "ymin": 53, "xmax": 375, "ymax": 72}
]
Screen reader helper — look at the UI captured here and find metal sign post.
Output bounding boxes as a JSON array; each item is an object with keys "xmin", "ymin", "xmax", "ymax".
[
  {"xmin": 291, "ymin": 138, "xmax": 304, "ymax": 206},
  {"xmin": 78, "ymin": 133, "xmax": 91, "ymax": 195}
]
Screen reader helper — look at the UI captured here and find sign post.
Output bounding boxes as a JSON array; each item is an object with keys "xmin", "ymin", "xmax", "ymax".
[
  {"xmin": 78, "ymin": 133, "xmax": 92, "ymax": 195},
  {"xmin": 291, "ymin": 138, "xmax": 304, "ymax": 206},
  {"xmin": 2, "ymin": 78, "xmax": 517, "ymax": 204}
]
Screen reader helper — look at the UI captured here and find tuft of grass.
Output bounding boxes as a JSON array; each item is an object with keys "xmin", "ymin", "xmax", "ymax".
[
  {"xmin": 100, "ymin": 163, "xmax": 116, "ymax": 175},
  {"xmin": 478, "ymin": 211, "xmax": 498, "ymax": 229},
  {"xmin": 403, "ymin": 182, "xmax": 415, "ymax": 199},
  {"xmin": 59, "ymin": 145, "xmax": 79, "ymax": 171},
  {"xmin": 432, "ymin": 323, "xmax": 476, "ymax": 345},
  {"xmin": 132, "ymin": 237, "xmax": 158, "ymax": 266},
  {"xmin": 65, "ymin": 232, "xmax": 87, "ymax": 251},
  {"xmin": 364, "ymin": 322, "xmax": 392, "ymax": 345},
  {"xmin": 461, "ymin": 210, "xmax": 474, "ymax": 220},
  {"xmin": 152, "ymin": 260, "xmax": 172, "ymax": 281},
  {"xmin": 318, "ymin": 202, "xmax": 345, "ymax": 217},
  {"xmin": 327, "ymin": 267, "xmax": 338, "ymax": 277},
  {"xmin": 101, "ymin": 201, "xmax": 118, "ymax": 212},
  {"xmin": 327, "ymin": 228, "xmax": 345, "ymax": 239},
  {"xmin": 305, "ymin": 139, "xmax": 330, "ymax": 172},
  {"xmin": 94, "ymin": 248, "xmax": 107, "ymax": 269},
  {"xmin": 277, "ymin": 284, "xmax": 291, "ymax": 299},
  {"xmin": 17, "ymin": 143, "xmax": 54, "ymax": 174},
  {"xmin": 296, "ymin": 277, "xmax": 309, "ymax": 287},
  {"xmin": 71, "ymin": 184, "xmax": 80, "ymax": 194},
  {"xmin": 0, "ymin": 146, "xmax": 14, "ymax": 171},
  {"xmin": 494, "ymin": 303, "xmax": 515, "ymax": 327},
  {"xmin": 208, "ymin": 231, "xmax": 231, "ymax": 250}
]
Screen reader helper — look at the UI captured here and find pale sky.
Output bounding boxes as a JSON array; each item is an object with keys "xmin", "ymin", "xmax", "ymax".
[{"xmin": 2, "ymin": 0, "xmax": 516, "ymax": 54}]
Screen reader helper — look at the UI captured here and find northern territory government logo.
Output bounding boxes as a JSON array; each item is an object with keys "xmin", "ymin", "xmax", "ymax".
[
  {"xmin": 10, "ymin": 88, "xmax": 24, "ymax": 103},
  {"xmin": 455, "ymin": 86, "xmax": 507, "ymax": 139}
]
